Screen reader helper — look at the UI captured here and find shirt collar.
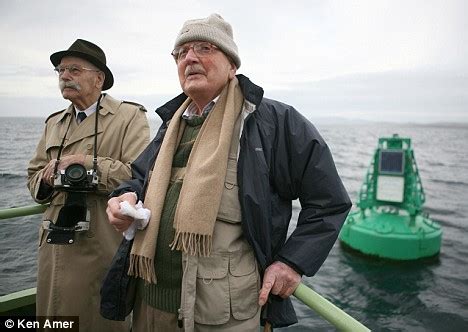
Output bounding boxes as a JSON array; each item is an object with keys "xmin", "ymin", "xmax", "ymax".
[
  {"xmin": 182, "ymin": 95, "xmax": 219, "ymax": 119},
  {"xmin": 74, "ymin": 101, "xmax": 98, "ymax": 119}
]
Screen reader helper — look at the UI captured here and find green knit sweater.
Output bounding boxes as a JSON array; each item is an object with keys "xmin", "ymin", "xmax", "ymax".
[{"xmin": 143, "ymin": 115, "xmax": 205, "ymax": 313}]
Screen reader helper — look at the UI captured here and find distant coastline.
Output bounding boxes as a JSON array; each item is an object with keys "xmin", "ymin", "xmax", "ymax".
[{"xmin": 1, "ymin": 115, "xmax": 468, "ymax": 129}]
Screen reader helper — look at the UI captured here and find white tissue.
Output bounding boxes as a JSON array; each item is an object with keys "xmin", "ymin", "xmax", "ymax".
[{"xmin": 120, "ymin": 200, "xmax": 151, "ymax": 240}]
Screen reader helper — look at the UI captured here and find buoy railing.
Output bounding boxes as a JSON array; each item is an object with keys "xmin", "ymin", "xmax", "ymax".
[{"xmin": 0, "ymin": 204, "xmax": 370, "ymax": 331}]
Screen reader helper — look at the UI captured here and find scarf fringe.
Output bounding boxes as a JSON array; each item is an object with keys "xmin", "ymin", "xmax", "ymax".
[
  {"xmin": 128, "ymin": 254, "xmax": 157, "ymax": 284},
  {"xmin": 170, "ymin": 232, "xmax": 213, "ymax": 256}
]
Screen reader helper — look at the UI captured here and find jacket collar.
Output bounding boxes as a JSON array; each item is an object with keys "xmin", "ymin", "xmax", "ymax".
[
  {"xmin": 54, "ymin": 93, "xmax": 115, "ymax": 124},
  {"xmin": 237, "ymin": 74, "xmax": 264, "ymax": 107},
  {"xmin": 155, "ymin": 74, "xmax": 264, "ymax": 122}
]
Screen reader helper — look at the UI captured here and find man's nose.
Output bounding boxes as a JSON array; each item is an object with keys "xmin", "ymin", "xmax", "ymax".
[
  {"xmin": 184, "ymin": 48, "xmax": 199, "ymax": 62},
  {"xmin": 59, "ymin": 69, "xmax": 73, "ymax": 80}
]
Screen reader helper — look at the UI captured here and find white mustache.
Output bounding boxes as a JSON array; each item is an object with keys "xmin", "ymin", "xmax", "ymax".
[
  {"xmin": 59, "ymin": 80, "xmax": 81, "ymax": 91},
  {"xmin": 185, "ymin": 65, "xmax": 205, "ymax": 77}
]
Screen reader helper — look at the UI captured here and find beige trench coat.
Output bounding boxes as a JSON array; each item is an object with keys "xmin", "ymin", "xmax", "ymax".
[{"xmin": 27, "ymin": 94, "xmax": 150, "ymax": 332}]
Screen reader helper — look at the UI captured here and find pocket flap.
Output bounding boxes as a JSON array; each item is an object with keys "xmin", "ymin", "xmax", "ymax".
[
  {"xmin": 45, "ymin": 137, "xmax": 63, "ymax": 152},
  {"xmin": 217, "ymin": 161, "xmax": 242, "ymax": 223},
  {"xmin": 197, "ymin": 254, "xmax": 229, "ymax": 279},
  {"xmin": 229, "ymin": 250, "xmax": 256, "ymax": 277}
]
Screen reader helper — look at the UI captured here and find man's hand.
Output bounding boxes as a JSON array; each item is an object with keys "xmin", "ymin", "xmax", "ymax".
[
  {"xmin": 41, "ymin": 154, "xmax": 86, "ymax": 186},
  {"xmin": 106, "ymin": 192, "xmax": 138, "ymax": 232},
  {"xmin": 258, "ymin": 261, "xmax": 301, "ymax": 306}
]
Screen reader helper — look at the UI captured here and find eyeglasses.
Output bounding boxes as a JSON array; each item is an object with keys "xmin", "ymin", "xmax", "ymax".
[
  {"xmin": 54, "ymin": 64, "xmax": 101, "ymax": 76},
  {"xmin": 171, "ymin": 42, "xmax": 219, "ymax": 62}
]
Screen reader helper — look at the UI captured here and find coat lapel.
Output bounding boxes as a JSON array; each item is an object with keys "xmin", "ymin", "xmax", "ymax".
[{"xmin": 65, "ymin": 94, "xmax": 117, "ymax": 147}]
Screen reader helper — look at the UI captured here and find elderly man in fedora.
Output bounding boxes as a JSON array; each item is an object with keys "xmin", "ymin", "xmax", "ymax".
[
  {"xmin": 27, "ymin": 39, "xmax": 149, "ymax": 331},
  {"xmin": 106, "ymin": 14, "xmax": 351, "ymax": 331}
]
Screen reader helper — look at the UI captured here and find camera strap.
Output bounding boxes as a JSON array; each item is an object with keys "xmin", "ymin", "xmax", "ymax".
[
  {"xmin": 54, "ymin": 94, "xmax": 102, "ymax": 176},
  {"xmin": 92, "ymin": 94, "xmax": 101, "ymax": 174},
  {"xmin": 53, "ymin": 116, "xmax": 73, "ymax": 175}
]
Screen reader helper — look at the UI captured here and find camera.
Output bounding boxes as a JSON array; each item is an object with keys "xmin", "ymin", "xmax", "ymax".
[
  {"xmin": 45, "ymin": 163, "xmax": 96, "ymax": 245},
  {"xmin": 54, "ymin": 163, "xmax": 98, "ymax": 192}
]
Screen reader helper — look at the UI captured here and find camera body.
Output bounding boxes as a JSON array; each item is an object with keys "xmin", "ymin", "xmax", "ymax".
[{"xmin": 54, "ymin": 163, "xmax": 98, "ymax": 192}]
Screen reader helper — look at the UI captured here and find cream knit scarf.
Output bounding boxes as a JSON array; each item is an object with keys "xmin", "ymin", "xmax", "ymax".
[{"xmin": 128, "ymin": 77, "xmax": 244, "ymax": 283}]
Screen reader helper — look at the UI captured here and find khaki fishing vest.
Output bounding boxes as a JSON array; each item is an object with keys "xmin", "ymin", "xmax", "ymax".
[{"xmin": 178, "ymin": 111, "xmax": 261, "ymax": 330}]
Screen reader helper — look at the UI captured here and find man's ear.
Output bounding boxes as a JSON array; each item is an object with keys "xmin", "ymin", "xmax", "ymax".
[
  {"xmin": 96, "ymin": 72, "xmax": 105, "ymax": 89},
  {"xmin": 228, "ymin": 62, "xmax": 237, "ymax": 79}
]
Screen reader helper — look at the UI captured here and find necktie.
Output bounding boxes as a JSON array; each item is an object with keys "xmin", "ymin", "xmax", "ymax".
[{"xmin": 77, "ymin": 111, "xmax": 87, "ymax": 124}]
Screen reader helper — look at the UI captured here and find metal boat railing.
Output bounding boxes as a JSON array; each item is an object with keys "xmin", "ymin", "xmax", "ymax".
[
  {"xmin": 0, "ymin": 204, "xmax": 48, "ymax": 220},
  {"xmin": 0, "ymin": 204, "xmax": 370, "ymax": 331},
  {"xmin": 0, "ymin": 288, "xmax": 36, "ymax": 314}
]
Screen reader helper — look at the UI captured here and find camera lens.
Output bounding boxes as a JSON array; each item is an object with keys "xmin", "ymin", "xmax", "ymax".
[{"xmin": 64, "ymin": 164, "xmax": 87, "ymax": 183}]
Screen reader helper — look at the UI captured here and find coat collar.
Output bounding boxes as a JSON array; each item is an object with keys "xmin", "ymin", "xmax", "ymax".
[
  {"xmin": 99, "ymin": 93, "xmax": 118, "ymax": 116},
  {"xmin": 54, "ymin": 93, "xmax": 116, "ymax": 124},
  {"xmin": 52, "ymin": 94, "xmax": 120, "ymax": 147}
]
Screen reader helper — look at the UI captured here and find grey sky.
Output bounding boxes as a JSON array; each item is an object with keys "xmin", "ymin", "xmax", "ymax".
[{"xmin": 1, "ymin": 0, "xmax": 467, "ymax": 122}]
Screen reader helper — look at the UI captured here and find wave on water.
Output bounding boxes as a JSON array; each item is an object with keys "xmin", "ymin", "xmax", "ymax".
[
  {"xmin": 428, "ymin": 178, "xmax": 468, "ymax": 187},
  {"xmin": 0, "ymin": 172, "xmax": 26, "ymax": 180},
  {"xmin": 424, "ymin": 205, "xmax": 459, "ymax": 215}
]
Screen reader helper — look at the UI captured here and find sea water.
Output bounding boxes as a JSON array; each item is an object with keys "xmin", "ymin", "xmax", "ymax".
[{"xmin": 1, "ymin": 117, "xmax": 467, "ymax": 331}]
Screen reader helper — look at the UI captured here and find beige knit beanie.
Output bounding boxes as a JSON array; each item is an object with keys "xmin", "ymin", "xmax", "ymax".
[{"xmin": 174, "ymin": 13, "xmax": 241, "ymax": 68}]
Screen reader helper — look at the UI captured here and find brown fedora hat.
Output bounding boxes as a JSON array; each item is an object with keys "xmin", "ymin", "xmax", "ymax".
[{"xmin": 50, "ymin": 39, "xmax": 114, "ymax": 90}]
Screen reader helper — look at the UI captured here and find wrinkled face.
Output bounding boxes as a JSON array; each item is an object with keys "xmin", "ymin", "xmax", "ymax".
[
  {"xmin": 56, "ymin": 56, "xmax": 104, "ymax": 106},
  {"xmin": 175, "ymin": 41, "xmax": 236, "ymax": 103}
]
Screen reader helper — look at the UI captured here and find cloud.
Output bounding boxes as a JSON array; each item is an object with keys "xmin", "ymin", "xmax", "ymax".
[
  {"xmin": 0, "ymin": 0, "xmax": 466, "ymax": 122},
  {"xmin": 267, "ymin": 66, "xmax": 468, "ymax": 122}
]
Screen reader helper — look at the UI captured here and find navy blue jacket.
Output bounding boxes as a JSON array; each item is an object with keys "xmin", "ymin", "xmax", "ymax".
[{"xmin": 112, "ymin": 74, "xmax": 352, "ymax": 327}]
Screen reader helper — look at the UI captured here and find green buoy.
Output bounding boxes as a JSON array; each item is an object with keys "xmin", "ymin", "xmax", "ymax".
[{"xmin": 339, "ymin": 134, "xmax": 442, "ymax": 260}]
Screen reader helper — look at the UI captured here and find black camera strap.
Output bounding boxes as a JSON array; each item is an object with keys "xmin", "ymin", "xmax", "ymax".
[
  {"xmin": 92, "ymin": 94, "xmax": 101, "ymax": 174},
  {"xmin": 53, "ymin": 115, "xmax": 73, "ymax": 175}
]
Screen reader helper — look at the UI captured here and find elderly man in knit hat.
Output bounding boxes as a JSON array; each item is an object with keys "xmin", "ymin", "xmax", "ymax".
[
  {"xmin": 106, "ymin": 14, "xmax": 351, "ymax": 331},
  {"xmin": 27, "ymin": 39, "xmax": 150, "ymax": 331}
]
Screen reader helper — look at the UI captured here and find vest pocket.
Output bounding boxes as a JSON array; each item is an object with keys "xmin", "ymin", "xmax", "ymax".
[
  {"xmin": 194, "ymin": 254, "xmax": 230, "ymax": 325},
  {"xmin": 228, "ymin": 250, "xmax": 260, "ymax": 320},
  {"xmin": 193, "ymin": 250, "xmax": 260, "ymax": 325},
  {"xmin": 217, "ymin": 159, "xmax": 242, "ymax": 224}
]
